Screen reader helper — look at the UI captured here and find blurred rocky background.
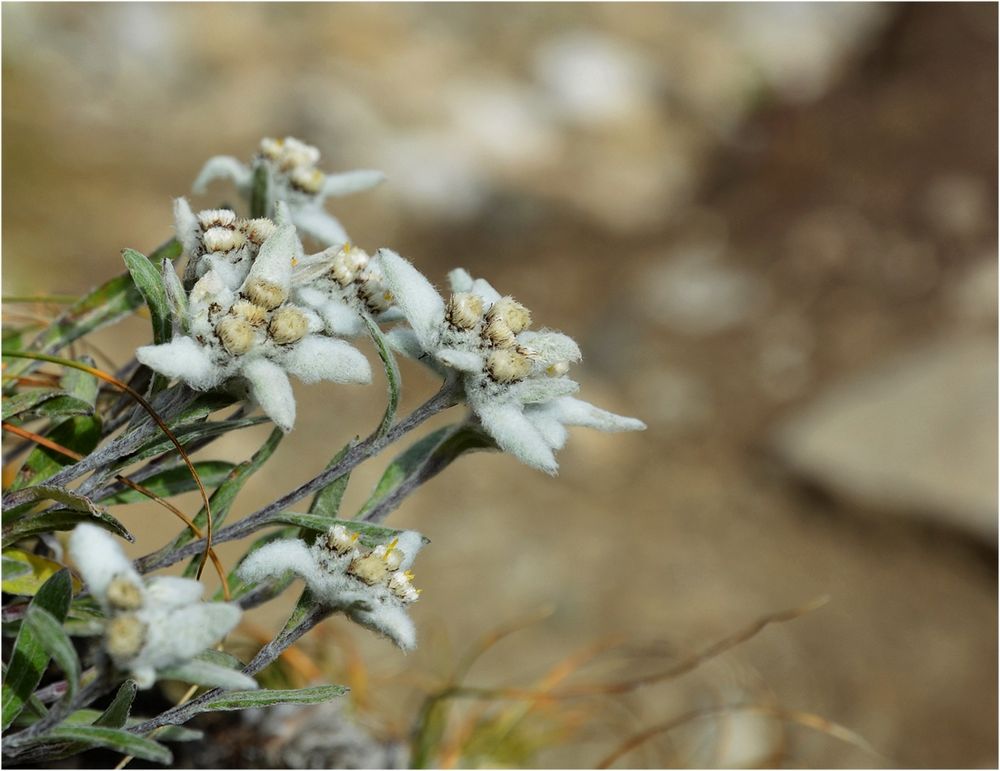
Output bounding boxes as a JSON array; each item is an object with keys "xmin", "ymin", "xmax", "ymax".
[{"xmin": 3, "ymin": 3, "xmax": 996, "ymax": 768}]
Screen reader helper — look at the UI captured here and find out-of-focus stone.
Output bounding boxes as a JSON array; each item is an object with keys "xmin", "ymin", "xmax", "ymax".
[
  {"xmin": 772, "ymin": 337, "xmax": 998, "ymax": 540},
  {"xmin": 640, "ymin": 249, "xmax": 769, "ymax": 336}
]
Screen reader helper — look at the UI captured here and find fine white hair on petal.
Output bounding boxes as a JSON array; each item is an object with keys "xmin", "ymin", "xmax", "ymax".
[
  {"xmin": 385, "ymin": 327, "xmax": 428, "ymax": 360},
  {"xmin": 291, "ymin": 203, "xmax": 351, "ymax": 247},
  {"xmin": 237, "ymin": 539, "xmax": 319, "ymax": 587},
  {"xmin": 136, "ymin": 337, "xmax": 221, "ymax": 391},
  {"xmin": 528, "ymin": 410, "xmax": 570, "ymax": 450},
  {"xmin": 173, "ymin": 197, "xmax": 200, "ymax": 257},
  {"xmin": 470, "ymin": 278, "xmax": 502, "ymax": 306},
  {"xmin": 546, "ymin": 396, "xmax": 647, "ymax": 433},
  {"xmin": 312, "ymin": 297, "xmax": 366, "ymax": 337},
  {"xmin": 192, "ymin": 155, "xmax": 252, "ymax": 195},
  {"xmin": 144, "ymin": 576, "xmax": 204, "ymax": 609},
  {"xmin": 69, "ymin": 524, "xmax": 141, "ymax": 608},
  {"xmin": 349, "ymin": 597, "xmax": 417, "ymax": 651},
  {"xmin": 279, "ymin": 336, "xmax": 372, "ymax": 385},
  {"xmin": 447, "ymin": 268, "xmax": 475, "ymax": 294},
  {"xmin": 320, "ymin": 169, "xmax": 386, "ymax": 199},
  {"xmin": 434, "ymin": 348, "xmax": 484, "ymax": 373},
  {"xmin": 130, "ymin": 666, "xmax": 157, "ymax": 690},
  {"xmin": 133, "ymin": 603, "xmax": 241, "ymax": 676},
  {"xmin": 376, "ymin": 249, "xmax": 445, "ymax": 347},
  {"xmin": 242, "ymin": 358, "xmax": 296, "ymax": 432},
  {"xmin": 245, "ymin": 222, "xmax": 297, "ymax": 290},
  {"xmin": 394, "ymin": 531, "xmax": 425, "ymax": 572},
  {"xmin": 516, "ymin": 330, "xmax": 583, "ymax": 365},
  {"xmin": 475, "ymin": 401, "xmax": 558, "ymax": 475},
  {"xmin": 505, "ymin": 376, "xmax": 579, "ymax": 405}
]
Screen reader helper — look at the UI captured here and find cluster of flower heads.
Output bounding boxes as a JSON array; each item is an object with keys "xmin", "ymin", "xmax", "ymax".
[
  {"xmin": 69, "ymin": 525, "xmax": 248, "ymax": 690},
  {"xmin": 139, "ymin": 136, "xmax": 644, "ymax": 467},
  {"xmin": 193, "ymin": 136, "xmax": 385, "ymax": 247},
  {"xmin": 238, "ymin": 525, "xmax": 423, "ymax": 651}
]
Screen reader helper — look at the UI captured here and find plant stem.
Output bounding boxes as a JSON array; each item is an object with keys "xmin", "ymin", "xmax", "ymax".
[{"xmin": 135, "ymin": 382, "xmax": 459, "ymax": 574}]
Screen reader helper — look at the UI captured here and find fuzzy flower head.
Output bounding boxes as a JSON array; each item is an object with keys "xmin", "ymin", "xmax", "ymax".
[
  {"xmin": 238, "ymin": 525, "xmax": 424, "ymax": 651},
  {"xmin": 291, "ymin": 243, "xmax": 403, "ymax": 337},
  {"xmin": 137, "ymin": 206, "xmax": 372, "ymax": 431},
  {"xmin": 192, "ymin": 136, "xmax": 385, "ymax": 248},
  {"xmin": 69, "ymin": 524, "xmax": 247, "ymax": 690},
  {"xmin": 378, "ymin": 251, "xmax": 646, "ymax": 474}
]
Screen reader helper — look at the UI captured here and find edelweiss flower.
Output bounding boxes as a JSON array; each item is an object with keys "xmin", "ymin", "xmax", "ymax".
[
  {"xmin": 192, "ymin": 136, "xmax": 385, "ymax": 248},
  {"xmin": 378, "ymin": 251, "xmax": 646, "ymax": 474},
  {"xmin": 173, "ymin": 197, "xmax": 291, "ymax": 291},
  {"xmin": 69, "ymin": 524, "xmax": 249, "ymax": 690},
  {"xmin": 291, "ymin": 243, "xmax": 402, "ymax": 337},
  {"xmin": 238, "ymin": 525, "xmax": 424, "ymax": 651},
  {"xmin": 137, "ymin": 206, "xmax": 371, "ymax": 432}
]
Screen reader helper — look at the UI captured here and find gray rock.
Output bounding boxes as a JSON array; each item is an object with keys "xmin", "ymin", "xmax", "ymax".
[{"xmin": 772, "ymin": 337, "xmax": 998, "ymax": 540}]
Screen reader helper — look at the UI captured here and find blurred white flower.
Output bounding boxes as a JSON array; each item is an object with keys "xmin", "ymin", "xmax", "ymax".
[
  {"xmin": 377, "ymin": 251, "xmax": 645, "ymax": 474},
  {"xmin": 69, "ymin": 524, "xmax": 249, "ymax": 690},
  {"xmin": 137, "ymin": 203, "xmax": 372, "ymax": 432},
  {"xmin": 238, "ymin": 525, "xmax": 424, "ymax": 651},
  {"xmin": 192, "ymin": 136, "xmax": 384, "ymax": 247}
]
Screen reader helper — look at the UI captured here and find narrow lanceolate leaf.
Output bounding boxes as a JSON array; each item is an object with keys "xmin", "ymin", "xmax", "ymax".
[
  {"xmin": 24, "ymin": 606, "xmax": 80, "ymax": 705},
  {"xmin": 363, "ymin": 315, "xmax": 401, "ymax": 438},
  {"xmin": 268, "ymin": 513, "xmax": 422, "ymax": 550},
  {"xmin": 250, "ymin": 162, "xmax": 271, "ymax": 219},
  {"xmin": 8, "ymin": 416, "xmax": 102, "ymax": 494},
  {"xmin": 1, "ymin": 389, "xmax": 62, "ymax": 420},
  {"xmin": 123, "ymin": 248, "xmax": 171, "ymax": 345},
  {"xmin": 192, "ymin": 685, "xmax": 349, "ymax": 714},
  {"xmin": 356, "ymin": 424, "xmax": 492, "ymax": 520},
  {"xmin": 1, "ymin": 569, "xmax": 72, "ymax": 729},
  {"xmin": 99, "ymin": 461, "xmax": 236, "ymax": 505},
  {"xmin": 30, "ymin": 355, "xmax": 101, "ymax": 419},
  {"xmin": 303, "ymin": 441, "xmax": 354, "ymax": 541},
  {"xmin": 4, "ymin": 484, "xmax": 113, "ymax": 520},
  {"xmin": 3, "ymin": 507, "xmax": 132, "ymax": 550},
  {"xmin": 158, "ymin": 660, "xmax": 258, "ymax": 691},
  {"xmin": 162, "ymin": 258, "xmax": 188, "ymax": 336},
  {"xmin": 4, "ymin": 239, "xmax": 182, "ymax": 380},
  {"xmin": 95, "ymin": 680, "xmax": 136, "ymax": 728},
  {"xmin": 1, "ymin": 550, "xmax": 81, "ymax": 597},
  {"xmin": 121, "ymin": 416, "xmax": 269, "ymax": 465},
  {"xmin": 32, "ymin": 725, "xmax": 172, "ymax": 765}
]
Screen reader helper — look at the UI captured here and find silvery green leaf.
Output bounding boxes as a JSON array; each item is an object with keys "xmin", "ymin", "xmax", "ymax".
[
  {"xmin": 191, "ymin": 685, "xmax": 349, "ymax": 714},
  {"xmin": 158, "ymin": 659, "xmax": 257, "ymax": 691},
  {"xmin": 23, "ymin": 606, "xmax": 79, "ymax": 705},
  {"xmin": 123, "ymin": 248, "xmax": 171, "ymax": 345},
  {"xmin": 2, "ymin": 507, "xmax": 132, "ymax": 550},
  {"xmin": 30, "ymin": 725, "xmax": 172, "ymax": 765}
]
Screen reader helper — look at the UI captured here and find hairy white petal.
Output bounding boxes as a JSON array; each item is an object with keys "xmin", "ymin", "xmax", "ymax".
[
  {"xmin": 144, "ymin": 576, "xmax": 204, "ymax": 609},
  {"xmin": 173, "ymin": 197, "xmax": 200, "ymax": 257},
  {"xmin": 296, "ymin": 288, "xmax": 365, "ymax": 336},
  {"xmin": 136, "ymin": 338, "xmax": 221, "ymax": 391},
  {"xmin": 132, "ymin": 603, "xmax": 241, "ymax": 679},
  {"xmin": 529, "ymin": 411, "xmax": 569, "ymax": 450},
  {"xmin": 69, "ymin": 525, "xmax": 141, "ymax": 608},
  {"xmin": 505, "ymin": 376, "xmax": 579, "ymax": 404},
  {"xmin": 320, "ymin": 169, "xmax": 386, "ymax": 199},
  {"xmin": 434, "ymin": 348, "xmax": 484, "ymax": 373},
  {"xmin": 470, "ymin": 278, "xmax": 502, "ymax": 307},
  {"xmin": 517, "ymin": 330, "xmax": 583, "ymax": 365},
  {"xmin": 291, "ymin": 203, "xmax": 350, "ymax": 247},
  {"xmin": 447, "ymin": 268, "xmax": 474, "ymax": 294},
  {"xmin": 376, "ymin": 250, "xmax": 445, "ymax": 346},
  {"xmin": 242, "ymin": 358, "xmax": 296, "ymax": 432},
  {"xmin": 279, "ymin": 336, "xmax": 372, "ymax": 385},
  {"xmin": 237, "ymin": 539, "xmax": 320, "ymax": 587},
  {"xmin": 348, "ymin": 595, "xmax": 417, "ymax": 651},
  {"xmin": 476, "ymin": 401, "xmax": 558, "ymax": 474},
  {"xmin": 545, "ymin": 396, "xmax": 647, "ymax": 433},
  {"xmin": 245, "ymin": 222, "xmax": 297, "ymax": 291},
  {"xmin": 192, "ymin": 155, "xmax": 252, "ymax": 194},
  {"xmin": 394, "ymin": 531, "xmax": 425, "ymax": 572}
]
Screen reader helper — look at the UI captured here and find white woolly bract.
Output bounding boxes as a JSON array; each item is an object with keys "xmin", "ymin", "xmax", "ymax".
[
  {"xmin": 136, "ymin": 337, "xmax": 220, "ymax": 391},
  {"xmin": 144, "ymin": 576, "xmax": 205, "ymax": 609},
  {"xmin": 376, "ymin": 249, "xmax": 445, "ymax": 347},
  {"xmin": 69, "ymin": 525, "xmax": 143, "ymax": 612},
  {"xmin": 237, "ymin": 539, "xmax": 319, "ymax": 586},
  {"xmin": 243, "ymin": 358, "xmax": 296, "ymax": 433}
]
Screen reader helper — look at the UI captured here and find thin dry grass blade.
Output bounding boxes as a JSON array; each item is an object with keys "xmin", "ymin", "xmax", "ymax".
[{"xmin": 2, "ymin": 351, "xmax": 216, "ymax": 579}]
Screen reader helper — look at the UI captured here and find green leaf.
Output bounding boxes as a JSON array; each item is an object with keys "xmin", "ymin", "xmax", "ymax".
[
  {"xmin": 94, "ymin": 680, "xmax": 136, "ymax": 728},
  {"xmin": 302, "ymin": 441, "xmax": 354, "ymax": 545},
  {"xmin": 1, "ymin": 569, "xmax": 72, "ymax": 729},
  {"xmin": 158, "ymin": 660, "xmax": 257, "ymax": 691},
  {"xmin": 29, "ymin": 356, "xmax": 101, "ymax": 419},
  {"xmin": 64, "ymin": 596, "xmax": 106, "ymax": 637},
  {"xmin": 268, "ymin": 513, "xmax": 420, "ymax": 550},
  {"xmin": 4, "ymin": 484, "xmax": 114, "ymax": 522},
  {"xmin": 33, "ymin": 725, "xmax": 172, "ymax": 764},
  {"xmin": 24, "ymin": 606, "xmax": 79, "ymax": 706},
  {"xmin": 4, "ymin": 239, "xmax": 182, "ymax": 381},
  {"xmin": 8, "ymin": 415, "xmax": 102, "ymax": 494},
  {"xmin": 122, "ymin": 415, "xmax": 269, "ymax": 465},
  {"xmin": 122, "ymin": 248, "xmax": 170, "ymax": 346},
  {"xmin": 2, "ymin": 555, "xmax": 31, "ymax": 579},
  {"xmin": 357, "ymin": 424, "xmax": 492, "ymax": 520},
  {"xmin": 2, "ymin": 507, "xmax": 132, "ymax": 550},
  {"xmin": 1, "ymin": 550, "xmax": 81, "ymax": 596},
  {"xmin": 250, "ymin": 162, "xmax": 271, "ymax": 219},
  {"xmin": 1, "ymin": 389, "xmax": 62, "ymax": 420},
  {"xmin": 192, "ymin": 684, "xmax": 348, "ymax": 714},
  {"xmin": 99, "ymin": 461, "xmax": 236, "ymax": 505},
  {"xmin": 363, "ymin": 315, "xmax": 400, "ymax": 439}
]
